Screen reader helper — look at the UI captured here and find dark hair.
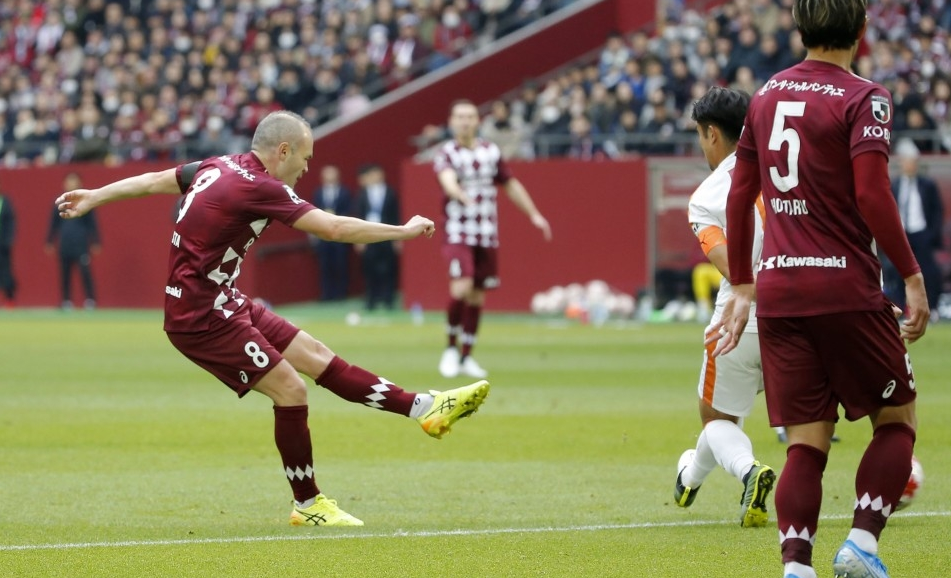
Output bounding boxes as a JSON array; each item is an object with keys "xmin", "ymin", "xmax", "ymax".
[
  {"xmin": 690, "ymin": 86, "xmax": 750, "ymax": 143},
  {"xmin": 793, "ymin": 0, "xmax": 867, "ymax": 51}
]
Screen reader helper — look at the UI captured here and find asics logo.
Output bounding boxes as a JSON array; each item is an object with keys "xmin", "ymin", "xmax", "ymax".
[{"xmin": 882, "ymin": 380, "xmax": 897, "ymax": 399}]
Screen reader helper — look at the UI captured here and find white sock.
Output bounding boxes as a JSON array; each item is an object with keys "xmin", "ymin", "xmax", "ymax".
[
  {"xmin": 295, "ymin": 497, "xmax": 316, "ymax": 509},
  {"xmin": 681, "ymin": 429, "xmax": 717, "ymax": 488},
  {"xmin": 847, "ymin": 528, "xmax": 878, "ymax": 554},
  {"xmin": 705, "ymin": 419, "xmax": 756, "ymax": 482},
  {"xmin": 783, "ymin": 561, "xmax": 817, "ymax": 578},
  {"xmin": 409, "ymin": 393, "xmax": 434, "ymax": 418}
]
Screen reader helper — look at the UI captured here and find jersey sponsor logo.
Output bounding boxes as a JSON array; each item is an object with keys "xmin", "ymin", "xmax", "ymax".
[
  {"xmin": 171, "ymin": 231, "xmax": 181, "ymax": 247},
  {"xmin": 759, "ymin": 255, "xmax": 847, "ymax": 270},
  {"xmin": 862, "ymin": 125, "xmax": 891, "ymax": 143},
  {"xmin": 871, "ymin": 95, "xmax": 891, "ymax": 124},
  {"xmin": 770, "ymin": 198, "xmax": 809, "ymax": 215},
  {"xmin": 220, "ymin": 155, "xmax": 255, "ymax": 181},
  {"xmin": 165, "ymin": 285, "xmax": 182, "ymax": 298},
  {"xmin": 283, "ymin": 185, "xmax": 303, "ymax": 204},
  {"xmin": 758, "ymin": 78, "xmax": 845, "ymax": 97}
]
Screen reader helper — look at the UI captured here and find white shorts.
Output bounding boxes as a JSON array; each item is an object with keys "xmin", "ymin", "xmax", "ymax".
[{"xmin": 696, "ymin": 332, "xmax": 763, "ymax": 417}]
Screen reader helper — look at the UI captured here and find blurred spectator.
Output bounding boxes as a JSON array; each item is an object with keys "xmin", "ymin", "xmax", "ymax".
[
  {"xmin": 0, "ymin": 191, "xmax": 15, "ymax": 307},
  {"xmin": 354, "ymin": 164, "xmax": 401, "ymax": 311},
  {"xmin": 311, "ymin": 165, "xmax": 352, "ymax": 302},
  {"xmin": 46, "ymin": 173, "xmax": 100, "ymax": 310},
  {"xmin": 431, "ymin": 4, "xmax": 473, "ymax": 71},
  {"xmin": 480, "ymin": 99, "xmax": 528, "ymax": 159},
  {"xmin": 567, "ymin": 115, "xmax": 604, "ymax": 161},
  {"xmin": 883, "ymin": 139, "xmax": 945, "ymax": 320}
]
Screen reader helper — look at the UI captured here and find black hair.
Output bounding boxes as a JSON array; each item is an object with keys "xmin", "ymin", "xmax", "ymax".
[
  {"xmin": 793, "ymin": 0, "xmax": 867, "ymax": 51},
  {"xmin": 690, "ymin": 86, "xmax": 750, "ymax": 143}
]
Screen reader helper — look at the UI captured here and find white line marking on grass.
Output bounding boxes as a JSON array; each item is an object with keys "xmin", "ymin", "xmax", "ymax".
[{"xmin": 2, "ymin": 510, "xmax": 948, "ymax": 552}]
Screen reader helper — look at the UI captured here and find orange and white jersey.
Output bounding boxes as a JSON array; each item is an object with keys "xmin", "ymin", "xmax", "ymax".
[{"xmin": 688, "ymin": 152, "xmax": 765, "ymax": 332}]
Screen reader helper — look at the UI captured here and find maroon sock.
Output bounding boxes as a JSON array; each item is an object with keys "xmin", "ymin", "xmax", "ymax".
[
  {"xmin": 460, "ymin": 303, "xmax": 482, "ymax": 359},
  {"xmin": 316, "ymin": 355, "xmax": 416, "ymax": 415},
  {"xmin": 853, "ymin": 423, "xmax": 915, "ymax": 539},
  {"xmin": 447, "ymin": 298, "xmax": 464, "ymax": 348},
  {"xmin": 274, "ymin": 405, "xmax": 319, "ymax": 503},
  {"xmin": 777, "ymin": 444, "xmax": 828, "ymax": 566}
]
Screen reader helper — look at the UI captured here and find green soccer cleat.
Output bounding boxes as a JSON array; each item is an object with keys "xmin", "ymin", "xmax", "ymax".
[
  {"xmin": 674, "ymin": 449, "xmax": 700, "ymax": 507},
  {"xmin": 289, "ymin": 494, "xmax": 364, "ymax": 527},
  {"xmin": 739, "ymin": 462, "xmax": 776, "ymax": 527},
  {"xmin": 418, "ymin": 380, "xmax": 490, "ymax": 439}
]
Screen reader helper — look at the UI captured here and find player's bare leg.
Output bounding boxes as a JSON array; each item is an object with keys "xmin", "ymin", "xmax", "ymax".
[
  {"xmin": 281, "ymin": 331, "xmax": 490, "ymax": 438},
  {"xmin": 252, "ymin": 360, "xmax": 363, "ymax": 526}
]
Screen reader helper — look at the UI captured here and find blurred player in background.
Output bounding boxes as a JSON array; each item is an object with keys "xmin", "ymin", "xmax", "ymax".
[
  {"xmin": 434, "ymin": 99, "xmax": 551, "ymax": 379},
  {"xmin": 56, "ymin": 111, "xmax": 490, "ymax": 528},
  {"xmin": 675, "ymin": 86, "xmax": 776, "ymax": 528},
  {"xmin": 709, "ymin": 2, "xmax": 927, "ymax": 577}
]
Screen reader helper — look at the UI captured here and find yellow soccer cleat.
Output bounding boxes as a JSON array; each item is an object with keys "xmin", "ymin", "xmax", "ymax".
[
  {"xmin": 739, "ymin": 462, "xmax": 776, "ymax": 528},
  {"xmin": 417, "ymin": 380, "xmax": 490, "ymax": 439},
  {"xmin": 289, "ymin": 494, "xmax": 364, "ymax": 527}
]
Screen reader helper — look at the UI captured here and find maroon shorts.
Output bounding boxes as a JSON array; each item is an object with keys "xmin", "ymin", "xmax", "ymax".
[
  {"xmin": 759, "ymin": 304, "xmax": 917, "ymax": 426},
  {"xmin": 442, "ymin": 244, "xmax": 499, "ymax": 290},
  {"xmin": 166, "ymin": 300, "xmax": 301, "ymax": 397}
]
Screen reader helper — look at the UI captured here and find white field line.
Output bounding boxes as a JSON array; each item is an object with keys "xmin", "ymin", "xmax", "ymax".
[{"xmin": 1, "ymin": 510, "xmax": 949, "ymax": 552}]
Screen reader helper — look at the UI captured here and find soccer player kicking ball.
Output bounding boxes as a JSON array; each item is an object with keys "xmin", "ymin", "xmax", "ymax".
[
  {"xmin": 55, "ymin": 111, "xmax": 490, "ymax": 527},
  {"xmin": 709, "ymin": 2, "xmax": 928, "ymax": 577},
  {"xmin": 674, "ymin": 86, "xmax": 776, "ymax": 528}
]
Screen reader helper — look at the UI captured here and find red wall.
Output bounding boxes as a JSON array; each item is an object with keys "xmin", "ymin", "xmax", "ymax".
[
  {"xmin": 0, "ymin": 163, "xmax": 319, "ymax": 308},
  {"xmin": 399, "ymin": 158, "xmax": 651, "ymax": 311}
]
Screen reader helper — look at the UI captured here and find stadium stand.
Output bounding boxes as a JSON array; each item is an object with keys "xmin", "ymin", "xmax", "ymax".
[
  {"xmin": 415, "ymin": 0, "xmax": 951, "ymax": 159},
  {"xmin": 0, "ymin": 0, "xmax": 578, "ymax": 166}
]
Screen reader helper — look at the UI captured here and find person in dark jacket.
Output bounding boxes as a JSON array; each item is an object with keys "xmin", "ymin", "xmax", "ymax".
[
  {"xmin": 0, "ymin": 191, "xmax": 15, "ymax": 307},
  {"xmin": 354, "ymin": 164, "xmax": 401, "ymax": 310},
  {"xmin": 883, "ymin": 139, "xmax": 945, "ymax": 320},
  {"xmin": 311, "ymin": 165, "xmax": 352, "ymax": 301},
  {"xmin": 46, "ymin": 172, "xmax": 100, "ymax": 309}
]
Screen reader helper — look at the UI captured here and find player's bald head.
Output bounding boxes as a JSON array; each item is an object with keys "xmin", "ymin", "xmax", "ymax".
[
  {"xmin": 251, "ymin": 111, "xmax": 312, "ymax": 152},
  {"xmin": 793, "ymin": 0, "xmax": 867, "ymax": 51}
]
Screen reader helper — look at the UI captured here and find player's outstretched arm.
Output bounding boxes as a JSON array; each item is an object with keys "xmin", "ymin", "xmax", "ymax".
[
  {"xmin": 55, "ymin": 168, "xmax": 182, "ymax": 219},
  {"xmin": 293, "ymin": 209, "xmax": 435, "ymax": 244},
  {"xmin": 503, "ymin": 178, "xmax": 552, "ymax": 241}
]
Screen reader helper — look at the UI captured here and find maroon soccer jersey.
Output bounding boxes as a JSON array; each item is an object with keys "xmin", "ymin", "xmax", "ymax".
[
  {"xmin": 164, "ymin": 153, "xmax": 314, "ymax": 332},
  {"xmin": 736, "ymin": 60, "xmax": 894, "ymax": 317},
  {"xmin": 433, "ymin": 138, "xmax": 513, "ymax": 248}
]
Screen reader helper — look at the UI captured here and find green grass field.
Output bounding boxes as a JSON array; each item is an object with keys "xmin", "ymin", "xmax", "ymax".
[{"xmin": 1, "ymin": 305, "xmax": 948, "ymax": 577}]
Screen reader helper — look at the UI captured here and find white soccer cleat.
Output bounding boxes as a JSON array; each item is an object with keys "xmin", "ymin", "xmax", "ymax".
[
  {"xmin": 460, "ymin": 356, "xmax": 488, "ymax": 379},
  {"xmin": 438, "ymin": 347, "xmax": 460, "ymax": 378}
]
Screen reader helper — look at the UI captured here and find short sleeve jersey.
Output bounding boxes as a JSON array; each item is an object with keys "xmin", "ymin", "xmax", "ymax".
[
  {"xmin": 688, "ymin": 152, "xmax": 765, "ymax": 331},
  {"xmin": 433, "ymin": 138, "xmax": 513, "ymax": 248},
  {"xmin": 164, "ymin": 153, "xmax": 315, "ymax": 332},
  {"xmin": 736, "ymin": 60, "xmax": 893, "ymax": 317}
]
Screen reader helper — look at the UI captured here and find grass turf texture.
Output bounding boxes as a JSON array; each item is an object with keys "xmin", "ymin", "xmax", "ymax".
[{"xmin": 1, "ymin": 305, "xmax": 948, "ymax": 577}]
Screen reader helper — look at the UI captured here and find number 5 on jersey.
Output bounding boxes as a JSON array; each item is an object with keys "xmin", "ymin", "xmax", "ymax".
[{"xmin": 768, "ymin": 101, "xmax": 806, "ymax": 193}]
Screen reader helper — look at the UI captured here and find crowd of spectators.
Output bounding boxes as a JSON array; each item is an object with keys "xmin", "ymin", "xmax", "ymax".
[
  {"xmin": 417, "ymin": 0, "xmax": 951, "ymax": 160},
  {"xmin": 0, "ymin": 0, "xmax": 575, "ymax": 166},
  {"xmin": 3, "ymin": 0, "xmax": 949, "ymax": 167}
]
